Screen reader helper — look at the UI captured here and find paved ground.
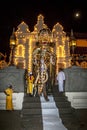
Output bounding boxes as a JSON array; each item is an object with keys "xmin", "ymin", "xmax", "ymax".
[
  {"xmin": 73, "ymin": 109, "xmax": 87, "ymax": 130},
  {"xmin": 0, "ymin": 109, "xmax": 87, "ymax": 130},
  {"xmin": 0, "ymin": 110, "xmax": 22, "ymax": 130}
]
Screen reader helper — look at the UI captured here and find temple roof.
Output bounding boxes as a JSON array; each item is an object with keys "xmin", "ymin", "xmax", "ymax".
[{"xmin": 67, "ymin": 32, "xmax": 87, "ymax": 39}]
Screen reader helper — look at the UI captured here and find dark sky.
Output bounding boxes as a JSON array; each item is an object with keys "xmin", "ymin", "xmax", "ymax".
[{"xmin": 0, "ymin": 0, "xmax": 87, "ymax": 59}]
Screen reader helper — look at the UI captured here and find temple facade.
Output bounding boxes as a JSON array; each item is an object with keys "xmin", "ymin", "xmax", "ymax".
[
  {"xmin": 13, "ymin": 14, "xmax": 70, "ymax": 75},
  {"xmin": 1, "ymin": 14, "xmax": 87, "ymax": 71}
]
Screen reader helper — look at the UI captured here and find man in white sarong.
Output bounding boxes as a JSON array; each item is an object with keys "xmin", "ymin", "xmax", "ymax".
[{"xmin": 57, "ymin": 68, "xmax": 65, "ymax": 92}]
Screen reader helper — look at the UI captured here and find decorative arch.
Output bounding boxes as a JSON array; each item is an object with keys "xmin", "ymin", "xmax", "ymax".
[{"xmin": 16, "ymin": 45, "xmax": 25, "ymax": 57}]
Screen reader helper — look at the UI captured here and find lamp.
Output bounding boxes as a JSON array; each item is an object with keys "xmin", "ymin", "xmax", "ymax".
[
  {"xmin": 9, "ymin": 28, "xmax": 16, "ymax": 65},
  {"xmin": 69, "ymin": 29, "xmax": 77, "ymax": 65}
]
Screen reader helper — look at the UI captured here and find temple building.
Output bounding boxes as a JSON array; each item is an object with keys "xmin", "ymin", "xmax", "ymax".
[
  {"xmin": 0, "ymin": 14, "xmax": 87, "ymax": 110},
  {"xmin": 0, "ymin": 14, "xmax": 87, "ymax": 71},
  {"xmin": 12, "ymin": 14, "xmax": 70, "ymax": 75}
]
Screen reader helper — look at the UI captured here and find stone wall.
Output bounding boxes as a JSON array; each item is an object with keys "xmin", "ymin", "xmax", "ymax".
[
  {"xmin": 0, "ymin": 66, "xmax": 26, "ymax": 92},
  {"xmin": 64, "ymin": 66, "xmax": 87, "ymax": 108},
  {"xmin": 64, "ymin": 65, "xmax": 87, "ymax": 92}
]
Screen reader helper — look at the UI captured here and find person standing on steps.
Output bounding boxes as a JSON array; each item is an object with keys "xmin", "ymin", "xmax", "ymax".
[
  {"xmin": 27, "ymin": 72, "xmax": 34, "ymax": 96},
  {"xmin": 56, "ymin": 68, "xmax": 65, "ymax": 92},
  {"xmin": 4, "ymin": 85, "xmax": 14, "ymax": 111}
]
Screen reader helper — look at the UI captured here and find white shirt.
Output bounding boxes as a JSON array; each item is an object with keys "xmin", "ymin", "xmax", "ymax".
[{"xmin": 57, "ymin": 71, "xmax": 65, "ymax": 83}]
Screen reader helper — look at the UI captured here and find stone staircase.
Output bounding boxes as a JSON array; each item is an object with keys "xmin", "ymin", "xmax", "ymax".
[
  {"xmin": 21, "ymin": 86, "xmax": 79, "ymax": 130},
  {"xmin": 40, "ymin": 95, "xmax": 68, "ymax": 130},
  {"xmin": 52, "ymin": 85, "xmax": 79, "ymax": 130},
  {"xmin": 21, "ymin": 94, "xmax": 43, "ymax": 130}
]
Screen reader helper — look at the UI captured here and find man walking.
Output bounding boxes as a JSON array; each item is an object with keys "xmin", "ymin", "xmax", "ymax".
[{"xmin": 57, "ymin": 68, "xmax": 65, "ymax": 92}]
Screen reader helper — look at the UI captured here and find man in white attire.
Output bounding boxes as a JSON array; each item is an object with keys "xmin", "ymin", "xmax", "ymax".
[{"xmin": 57, "ymin": 68, "xmax": 65, "ymax": 92}]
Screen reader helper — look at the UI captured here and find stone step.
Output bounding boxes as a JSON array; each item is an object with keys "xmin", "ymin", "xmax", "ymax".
[
  {"xmin": 53, "ymin": 94, "xmax": 67, "ymax": 98},
  {"xmin": 52, "ymin": 91, "xmax": 66, "ymax": 95},
  {"xmin": 22, "ymin": 108, "xmax": 58, "ymax": 114},
  {"xmin": 23, "ymin": 100, "xmax": 70, "ymax": 107},
  {"xmin": 23, "ymin": 102, "xmax": 57, "ymax": 109},
  {"xmin": 21, "ymin": 115, "xmax": 42, "ymax": 120},
  {"xmin": 23, "ymin": 94, "xmax": 67, "ymax": 102},
  {"xmin": 55, "ymin": 102, "xmax": 71, "ymax": 108},
  {"xmin": 53, "ymin": 96, "xmax": 68, "ymax": 101},
  {"xmin": 42, "ymin": 102, "xmax": 70, "ymax": 108},
  {"xmin": 60, "ymin": 113, "xmax": 75, "ymax": 118},
  {"xmin": 22, "ymin": 107, "xmax": 72, "ymax": 116},
  {"xmin": 23, "ymin": 96, "xmax": 67, "ymax": 103},
  {"xmin": 21, "ymin": 116, "xmax": 42, "ymax": 124},
  {"xmin": 23, "ymin": 102, "xmax": 41, "ymax": 109},
  {"xmin": 23, "ymin": 96, "xmax": 40, "ymax": 102},
  {"xmin": 21, "ymin": 120, "xmax": 43, "ymax": 130},
  {"xmin": 22, "ymin": 108, "xmax": 42, "ymax": 115}
]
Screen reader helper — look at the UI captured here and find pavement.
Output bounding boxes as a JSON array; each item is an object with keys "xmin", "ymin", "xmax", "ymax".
[
  {"xmin": 73, "ymin": 109, "xmax": 87, "ymax": 130},
  {"xmin": 0, "ymin": 110, "xmax": 22, "ymax": 130},
  {"xmin": 0, "ymin": 109, "xmax": 87, "ymax": 130}
]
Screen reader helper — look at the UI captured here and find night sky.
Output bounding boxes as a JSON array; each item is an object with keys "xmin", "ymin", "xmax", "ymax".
[{"xmin": 0, "ymin": 0, "xmax": 87, "ymax": 59}]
